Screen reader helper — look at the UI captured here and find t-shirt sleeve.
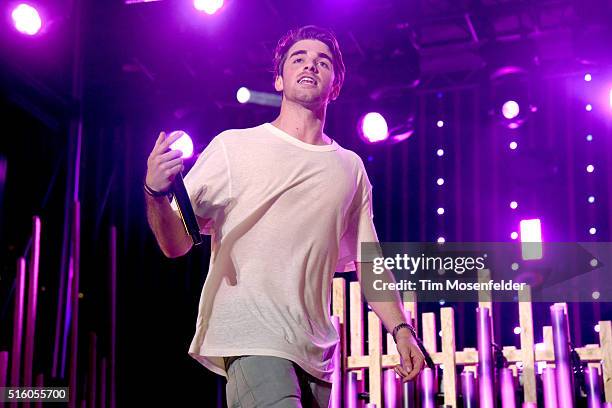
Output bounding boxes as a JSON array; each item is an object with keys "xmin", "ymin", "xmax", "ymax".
[
  {"xmin": 335, "ymin": 159, "xmax": 379, "ymax": 272},
  {"xmin": 170, "ymin": 136, "xmax": 231, "ymax": 235}
]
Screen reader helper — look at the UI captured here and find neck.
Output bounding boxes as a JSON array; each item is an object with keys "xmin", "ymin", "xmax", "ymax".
[{"xmin": 271, "ymin": 98, "xmax": 331, "ymax": 145}]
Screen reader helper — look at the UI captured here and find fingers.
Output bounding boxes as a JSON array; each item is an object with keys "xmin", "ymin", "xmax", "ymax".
[
  {"xmin": 404, "ymin": 354, "xmax": 424, "ymax": 381},
  {"xmin": 160, "ymin": 157, "xmax": 184, "ymax": 171},
  {"xmin": 159, "ymin": 149, "xmax": 183, "ymax": 162},
  {"xmin": 396, "ymin": 348, "xmax": 426, "ymax": 382},
  {"xmin": 159, "ymin": 130, "xmax": 184, "ymax": 152}
]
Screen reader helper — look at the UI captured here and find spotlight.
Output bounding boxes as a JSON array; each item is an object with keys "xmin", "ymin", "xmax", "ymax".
[
  {"xmin": 586, "ymin": 104, "xmax": 593, "ymax": 112},
  {"xmin": 168, "ymin": 130, "xmax": 194, "ymax": 158},
  {"xmin": 235, "ymin": 87, "xmax": 281, "ymax": 107},
  {"xmin": 511, "ymin": 231, "xmax": 518, "ymax": 240},
  {"xmin": 584, "ymin": 73, "xmax": 592, "ymax": 82},
  {"xmin": 358, "ymin": 112, "xmax": 388, "ymax": 144},
  {"xmin": 595, "ymin": 324, "xmax": 600, "ymax": 333},
  {"xmin": 509, "ymin": 141, "xmax": 518, "ymax": 150},
  {"xmin": 586, "ymin": 134, "xmax": 593, "ymax": 142},
  {"xmin": 502, "ymin": 100, "xmax": 520, "ymax": 119},
  {"xmin": 592, "ymin": 291, "xmax": 600, "ymax": 300},
  {"xmin": 513, "ymin": 327, "xmax": 522, "ymax": 335},
  {"xmin": 437, "ymin": 237, "xmax": 446, "ymax": 243},
  {"xmin": 588, "ymin": 196, "xmax": 595, "ymax": 203},
  {"xmin": 437, "ymin": 207, "xmax": 445, "ymax": 215},
  {"xmin": 236, "ymin": 87, "xmax": 250, "ymax": 104},
  {"xmin": 510, "ymin": 201, "xmax": 518, "ymax": 210},
  {"xmin": 520, "ymin": 218, "xmax": 542, "ymax": 261},
  {"xmin": 193, "ymin": 0, "xmax": 224, "ymax": 14},
  {"xmin": 589, "ymin": 227, "xmax": 597, "ymax": 235},
  {"xmin": 586, "ymin": 164, "xmax": 594, "ymax": 173},
  {"xmin": 436, "ymin": 148, "xmax": 444, "ymax": 157},
  {"xmin": 436, "ymin": 178, "xmax": 444, "ymax": 186},
  {"xmin": 11, "ymin": 3, "xmax": 42, "ymax": 35},
  {"xmin": 436, "ymin": 120, "xmax": 444, "ymax": 128}
]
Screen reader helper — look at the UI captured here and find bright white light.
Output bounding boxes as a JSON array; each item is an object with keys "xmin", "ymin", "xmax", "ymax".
[
  {"xmin": 584, "ymin": 73, "xmax": 592, "ymax": 82},
  {"xmin": 437, "ymin": 237, "xmax": 446, "ymax": 243},
  {"xmin": 592, "ymin": 291, "xmax": 600, "ymax": 300},
  {"xmin": 588, "ymin": 196, "xmax": 595, "ymax": 203},
  {"xmin": 511, "ymin": 262, "xmax": 520, "ymax": 271},
  {"xmin": 236, "ymin": 87, "xmax": 251, "ymax": 104},
  {"xmin": 12, "ymin": 4, "xmax": 42, "ymax": 35},
  {"xmin": 502, "ymin": 100, "xmax": 520, "ymax": 120},
  {"xmin": 437, "ymin": 120, "xmax": 444, "ymax": 128},
  {"xmin": 360, "ymin": 112, "xmax": 389, "ymax": 143},
  {"xmin": 439, "ymin": 299, "xmax": 445, "ymax": 305},
  {"xmin": 168, "ymin": 130, "xmax": 194, "ymax": 158},
  {"xmin": 193, "ymin": 0, "xmax": 224, "ymax": 14},
  {"xmin": 595, "ymin": 324, "xmax": 600, "ymax": 332},
  {"xmin": 586, "ymin": 104, "xmax": 593, "ymax": 112},
  {"xmin": 509, "ymin": 141, "xmax": 518, "ymax": 150},
  {"xmin": 586, "ymin": 134, "xmax": 593, "ymax": 142},
  {"xmin": 437, "ymin": 207, "xmax": 445, "ymax": 215},
  {"xmin": 437, "ymin": 178, "xmax": 445, "ymax": 186},
  {"xmin": 511, "ymin": 231, "xmax": 518, "ymax": 240},
  {"xmin": 437, "ymin": 148, "xmax": 444, "ymax": 157},
  {"xmin": 589, "ymin": 227, "xmax": 597, "ymax": 235},
  {"xmin": 520, "ymin": 218, "xmax": 542, "ymax": 260},
  {"xmin": 510, "ymin": 201, "xmax": 518, "ymax": 210},
  {"xmin": 586, "ymin": 164, "xmax": 594, "ymax": 173},
  {"xmin": 590, "ymin": 258, "xmax": 598, "ymax": 267},
  {"xmin": 513, "ymin": 327, "xmax": 522, "ymax": 335}
]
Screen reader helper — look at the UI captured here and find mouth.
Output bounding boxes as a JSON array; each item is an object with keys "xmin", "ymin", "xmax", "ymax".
[{"xmin": 297, "ymin": 76, "xmax": 318, "ymax": 87}]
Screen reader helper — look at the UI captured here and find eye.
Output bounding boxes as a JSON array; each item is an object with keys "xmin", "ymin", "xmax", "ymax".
[
  {"xmin": 319, "ymin": 61, "xmax": 329, "ymax": 68},
  {"xmin": 293, "ymin": 58, "xmax": 303, "ymax": 63}
]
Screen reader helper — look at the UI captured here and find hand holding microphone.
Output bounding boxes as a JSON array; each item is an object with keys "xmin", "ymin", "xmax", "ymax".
[{"xmin": 145, "ymin": 131, "xmax": 203, "ymax": 245}]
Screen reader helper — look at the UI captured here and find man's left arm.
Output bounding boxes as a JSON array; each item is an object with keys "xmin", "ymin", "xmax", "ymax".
[{"xmin": 355, "ymin": 262, "xmax": 425, "ymax": 382}]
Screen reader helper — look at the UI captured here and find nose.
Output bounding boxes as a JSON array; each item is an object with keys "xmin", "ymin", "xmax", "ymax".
[{"xmin": 303, "ymin": 60, "xmax": 318, "ymax": 73}]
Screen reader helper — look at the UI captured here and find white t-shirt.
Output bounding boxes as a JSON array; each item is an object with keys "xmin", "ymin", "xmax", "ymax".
[{"xmin": 177, "ymin": 123, "xmax": 378, "ymax": 382}]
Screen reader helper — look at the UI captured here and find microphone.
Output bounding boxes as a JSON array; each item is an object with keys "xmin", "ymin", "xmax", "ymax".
[{"xmin": 171, "ymin": 171, "xmax": 203, "ymax": 245}]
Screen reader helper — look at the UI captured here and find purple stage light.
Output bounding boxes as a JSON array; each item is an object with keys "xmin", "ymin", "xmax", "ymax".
[
  {"xmin": 436, "ymin": 120, "xmax": 444, "ymax": 128},
  {"xmin": 193, "ymin": 0, "xmax": 224, "ymax": 14},
  {"xmin": 12, "ymin": 4, "xmax": 42, "ymax": 35},
  {"xmin": 359, "ymin": 112, "xmax": 388, "ymax": 143},
  {"xmin": 502, "ymin": 100, "xmax": 520, "ymax": 120},
  {"xmin": 586, "ymin": 103, "xmax": 593, "ymax": 112},
  {"xmin": 511, "ymin": 231, "xmax": 518, "ymax": 240},
  {"xmin": 168, "ymin": 131, "xmax": 194, "ymax": 158},
  {"xmin": 584, "ymin": 73, "xmax": 592, "ymax": 82},
  {"xmin": 437, "ymin": 207, "xmax": 445, "ymax": 215},
  {"xmin": 236, "ymin": 87, "xmax": 250, "ymax": 104},
  {"xmin": 437, "ymin": 148, "xmax": 444, "ymax": 157},
  {"xmin": 509, "ymin": 141, "xmax": 518, "ymax": 150},
  {"xmin": 437, "ymin": 237, "xmax": 445, "ymax": 243},
  {"xmin": 436, "ymin": 177, "xmax": 444, "ymax": 186},
  {"xmin": 510, "ymin": 201, "xmax": 518, "ymax": 210},
  {"xmin": 586, "ymin": 134, "xmax": 593, "ymax": 141},
  {"xmin": 587, "ymin": 164, "xmax": 594, "ymax": 173},
  {"xmin": 514, "ymin": 326, "xmax": 522, "ymax": 335},
  {"xmin": 589, "ymin": 227, "xmax": 597, "ymax": 235},
  {"xmin": 588, "ymin": 196, "xmax": 595, "ymax": 203},
  {"xmin": 520, "ymin": 218, "xmax": 542, "ymax": 260}
]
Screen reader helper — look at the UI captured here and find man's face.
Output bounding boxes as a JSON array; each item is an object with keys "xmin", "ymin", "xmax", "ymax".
[{"xmin": 275, "ymin": 39, "xmax": 340, "ymax": 108}]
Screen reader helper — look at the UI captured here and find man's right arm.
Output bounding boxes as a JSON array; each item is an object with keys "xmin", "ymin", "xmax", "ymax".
[
  {"xmin": 145, "ymin": 131, "xmax": 193, "ymax": 258},
  {"xmin": 145, "ymin": 194, "xmax": 192, "ymax": 258}
]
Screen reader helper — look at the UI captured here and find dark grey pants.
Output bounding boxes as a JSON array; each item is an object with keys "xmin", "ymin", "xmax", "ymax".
[{"xmin": 224, "ymin": 356, "xmax": 331, "ymax": 408}]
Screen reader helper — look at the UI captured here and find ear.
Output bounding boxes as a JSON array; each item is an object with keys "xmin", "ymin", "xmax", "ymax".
[
  {"xmin": 274, "ymin": 75, "xmax": 284, "ymax": 93},
  {"xmin": 330, "ymin": 83, "xmax": 341, "ymax": 101}
]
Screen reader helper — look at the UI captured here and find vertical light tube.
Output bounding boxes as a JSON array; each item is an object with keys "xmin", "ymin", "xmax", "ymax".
[
  {"xmin": 10, "ymin": 258, "xmax": 26, "ymax": 391},
  {"xmin": 500, "ymin": 367, "xmax": 517, "ymax": 408},
  {"xmin": 383, "ymin": 369, "xmax": 398, "ymax": 408},
  {"xmin": 68, "ymin": 202, "xmax": 81, "ymax": 408},
  {"xmin": 345, "ymin": 371, "xmax": 360, "ymax": 408},
  {"xmin": 550, "ymin": 305, "xmax": 574, "ymax": 408},
  {"xmin": 585, "ymin": 366, "xmax": 602, "ymax": 408},
  {"xmin": 331, "ymin": 316, "xmax": 341, "ymax": 408},
  {"xmin": 460, "ymin": 371, "xmax": 476, "ymax": 408},
  {"xmin": 23, "ymin": 216, "xmax": 41, "ymax": 390},
  {"xmin": 0, "ymin": 351, "xmax": 8, "ymax": 388},
  {"xmin": 542, "ymin": 367, "xmax": 558, "ymax": 408},
  {"xmin": 477, "ymin": 307, "xmax": 495, "ymax": 408},
  {"xmin": 420, "ymin": 367, "xmax": 435, "ymax": 408}
]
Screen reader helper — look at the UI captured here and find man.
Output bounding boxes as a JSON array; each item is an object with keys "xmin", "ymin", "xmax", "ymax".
[{"xmin": 144, "ymin": 25, "xmax": 424, "ymax": 407}]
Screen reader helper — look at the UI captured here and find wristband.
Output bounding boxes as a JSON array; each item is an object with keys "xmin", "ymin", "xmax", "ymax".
[
  {"xmin": 391, "ymin": 322, "xmax": 415, "ymax": 343},
  {"xmin": 143, "ymin": 181, "xmax": 172, "ymax": 197}
]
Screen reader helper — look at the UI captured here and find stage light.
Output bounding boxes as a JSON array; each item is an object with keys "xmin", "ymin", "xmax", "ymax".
[
  {"xmin": 510, "ymin": 201, "xmax": 518, "ymax": 210},
  {"xmin": 520, "ymin": 218, "xmax": 542, "ymax": 261},
  {"xmin": 586, "ymin": 164, "xmax": 594, "ymax": 173},
  {"xmin": 11, "ymin": 3, "xmax": 42, "ymax": 35},
  {"xmin": 584, "ymin": 73, "xmax": 592, "ymax": 82},
  {"xmin": 437, "ymin": 207, "xmax": 445, "ymax": 215},
  {"xmin": 511, "ymin": 262, "xmax": 520, "ymax": 271},
  {"xmin": 436, "ymin": 178, "xmax": 444, "ymax": 186},
  {"xmin": 513, "ymin": 327, "xmax": 522, "ymax": 335},
  {"xmin": 439, "ymin": 299, "xmax": 445, "ymax": 306},
  {"xmin": 585, "ymin": 104, "xmax": 593, "ymax": 112},
  {"xmin": 502, "ymin": 100, "xmax": 520, "ymax": 120},
  {"xmin": 437, "ymin": 237, "xmax": 446, "ymax": 243},
  {"xmin": 358, "ymin": 112, "xmax": 389, "ymax": 143},
  {"xmin": 590, "ymin": 258, "xmax": 598, "ymax": 267},
  {"xmin": 509, "ymin": 141, "xmax": 517, "ymax": 150},
  {"xmin": 589, "ymin": 227, "xmax": 597, "ymax": 235},
  {"xmin": 592, "ymin": 291, "xmax": 600, "ymax": 300},
  {"xmin": 595, "ymin": 324, "xmax": 600, "ymax": 332},
  {"xmin": 236, "ymin": 87, "xmax": 250, "ymax": 104},
  {"xmin": 436, "ymin": 120, "xmax": 444, "ymax": 128},
  {"xmin": 511, "ymin": 231, "xmax": 518, "ymax": 240},
  {"xmin": 586, "ymin": 134, "xmax": 593, "ymax": 141},
  {"xmin": 588, "ymin": 195, "xmax": 595, "ymax": 203},
  {"xmin": 193, "ymin": 0, "xmax": 224, "ymax": 14},
  {"xmin": 436, "ymin": 148, "xmax": 444, "ymax": 157},
  {"xmin": 168, "ymin": 130, "xmax": 194, "ymax": 158}
]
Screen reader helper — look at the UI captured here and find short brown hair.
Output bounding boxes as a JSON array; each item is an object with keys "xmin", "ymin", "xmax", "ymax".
[{"xmin": 273, "ymin": 25, "xmax": 346, "ymax": 92}]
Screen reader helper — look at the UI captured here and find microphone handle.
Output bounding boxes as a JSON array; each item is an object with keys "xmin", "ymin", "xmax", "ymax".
[{"xmin": 171, "ymin": 172, "xmax": 203, "ymax": 245}]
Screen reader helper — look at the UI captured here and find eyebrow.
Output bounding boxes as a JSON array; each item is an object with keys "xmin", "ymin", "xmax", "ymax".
[{"xmin": 288, "ymin": 50, "xmax": 333, "ymax": 63}]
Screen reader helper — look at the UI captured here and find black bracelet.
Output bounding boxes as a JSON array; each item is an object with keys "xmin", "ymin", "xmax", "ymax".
[
  {"xmin": 143, "ymin": 181, "xmax": 172, "ymax": 197},
  {"xmin": 392, "ymin": 322, "xmax": 415, "ymax": 343}
]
